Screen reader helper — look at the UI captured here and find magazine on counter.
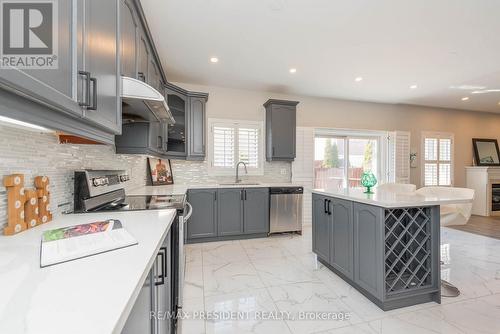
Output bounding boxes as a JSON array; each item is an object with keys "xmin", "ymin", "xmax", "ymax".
[{"xmin": 40, "ymin": 219, "xmax": 138, "ymax": 268}]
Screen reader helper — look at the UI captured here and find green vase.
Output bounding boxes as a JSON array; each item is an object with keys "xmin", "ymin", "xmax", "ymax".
[{"xmin": 361, "ymin": 172, "xmax": 377, "ymax": 194}]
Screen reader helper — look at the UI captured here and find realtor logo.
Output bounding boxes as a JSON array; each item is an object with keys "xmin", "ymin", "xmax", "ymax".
[{"xmin": 0, "ymin": 0, "xmax": 58, "ymax": 69}]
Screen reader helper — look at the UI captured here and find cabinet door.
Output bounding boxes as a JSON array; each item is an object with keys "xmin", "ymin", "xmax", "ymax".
[
  {"xmin": 217, "ymin": 189, "xmax": 244, "ymax": 236},
  {"xmin": 83, "ymin": 0, "xmax": 121, "ymax": 134},
  {"xmin": 148, "ymin": 121, "xmax": 163, "ymax": 154},
  {"xmin": 0, "ymin": 1, "xmax": 82, "ymax": 117},
  {"xmin": 120, "ymin": 0, "xmax": 138, "ymax": 78},
  {"xmin": 187, "ymin": 190, "xmax": 217, "ymax": 239},
  {"xmin": 353, "ymin": 203, "xmax": 383, "ymax": 299},
  {"xmin": 330, "ymin": 198, "xmax": 353, "ymax": 279},
  {"xmin": 270, "ymin": 106, "xmax": 296, "ymax": 159},
  {"xmin": 122, "ymin": 270, "xmax": 153, "ymax": 334},
  {"xmin": 243, "ymin": 188, "xmax": 269, "ymax": 234},
  {"xmin": 165, "ymin": 87, "xmax": 187, "ymax": 157},
  {"xmin": 148, "ymin": 58, "xmax": 161, "ymax": 91},
  {"xmin": 137, "ymin": 33, "xmax": 149, "ymax": 82},
  {"xmin": 312, "ymin": 194, "xmax": 330, "ymax": 262},
  {"xmin": 156, "ymin": 231, "xmax": 172, "ymax": 334},
  {"xmin": 187, "ymin": 97, "xmax": 206, "ymax": 160}
]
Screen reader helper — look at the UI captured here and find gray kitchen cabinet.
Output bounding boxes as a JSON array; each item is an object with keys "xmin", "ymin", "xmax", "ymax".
[
  {"xmin": 312, "ymin": 194, "xmax": 331, "ymax": 262},
  {"xmin": 120, "ymin": 0, "xmax": 138, "ymax": 78},
  {"xmin": 148, "ymin": 57, "xmax": 161, "ymax": 92},
  {"xmin": 187, "ymin": 189, "xmax": 218, "ymax": 239},
  {"xmin": 243, "ymin": 188, "xmax": 270, "ymax": 234},
  {"xmin": 121, "ymin": 270, "xmax": 153, "ymax": 334},
  {"xmin": 0, "ymin": 0, "xmax": 78, "ymax": 116},
  {"xmin": 164, "ymin": 83, "xmax": 187, "ymax": 157},
  {"xmin": 187, "ymin": 96, "xmax": 207, "ymax": 160},
  {"xmin": 115, "ymin": 121, "xmax": 165, "ymax": 156},
  {"xmin": 330, "ymin": 198, "xmax": 354, "ymax": 279},
  {"xmin": 217, "ymin": 189, "xmax": 244, "ymax": 236},
  {"xmin": 164, "ymin": 82, "xmax": 208, "ymax": 160},
  {"xmin": 263, "ymin": 99, "xmax": 298, "ymax": 161},
  {"xmin": 79, "ymin": 0, "xmax": 121, "ymax": 134},
  {"xmin": 353, "ymin": 203, "xmax": 383, "ymax": 298},
  {"xmin": 137, "ymin": 32, "xmax": 149, "ymax": 82}
]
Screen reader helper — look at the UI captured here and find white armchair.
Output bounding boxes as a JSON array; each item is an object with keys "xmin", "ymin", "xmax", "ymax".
[
  {"xmin": 376, "ymin": 183, "xmax": 417, "ymax": 193},
  {"xmin": 415, "ymin": 187, "xmax": 475, "ymax": 226}
]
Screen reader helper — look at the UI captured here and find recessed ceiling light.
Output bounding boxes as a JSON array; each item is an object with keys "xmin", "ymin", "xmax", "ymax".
[
  {"xmin": 210, "ymin": 57, "xmax": 218, "ymax": 63},
  {"xmin": 461, "ymin": 97, "xmax": 469, "ymax": 101},
  {"xmin": 289, "ymin": 68, "xmax": 297, "ymax": 74},
  {"xmin": 355, "ymin": 77, "xmax": 363, "ymax": 82},
  {"xmin": 410, "ymin": 84, "xmax": 418, "ymax": 89}
]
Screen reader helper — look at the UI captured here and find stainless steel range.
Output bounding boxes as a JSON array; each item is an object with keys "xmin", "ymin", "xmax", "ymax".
[{"xmin": 73, "ymin": 170, "xmax": 191, "ymax": 334}]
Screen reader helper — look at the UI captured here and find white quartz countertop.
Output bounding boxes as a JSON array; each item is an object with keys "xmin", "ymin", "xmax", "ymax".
[
  {"xmin": 0, "ymin": 209, "xmax": 176, "ymax": 334},
  {"xmin": 128, "ymin": 182, "xmax": 304, "ymax": 196},
  {"xmin": 312, "ymin": 187, "xmax": 472, "ymax": 208}
]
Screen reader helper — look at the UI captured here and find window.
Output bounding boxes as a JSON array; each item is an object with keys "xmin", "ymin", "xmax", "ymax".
[
  {"xmin": 422, "ymin": 132, "xmax": 453, "ymax": 186},
  {"xmin": 314, "ymin": 129, "xmax": 385, "ymax": 189},
  {"xmin": 208, "ymin": 119, "xmax": 263, "ymax": 175}
]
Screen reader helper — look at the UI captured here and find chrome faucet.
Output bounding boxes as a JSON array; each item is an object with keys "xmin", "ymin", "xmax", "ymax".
[{"xmin": 235, "ymin": 161, "xmax": 248, "ymax": 183}]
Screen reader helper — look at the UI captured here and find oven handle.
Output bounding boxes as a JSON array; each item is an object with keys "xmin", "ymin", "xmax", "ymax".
[{"xmin": 183, "ymin": 202, "xmax": 193, "ymax": 222}]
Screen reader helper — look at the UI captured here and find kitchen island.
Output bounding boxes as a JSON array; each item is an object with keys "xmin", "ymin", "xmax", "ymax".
[{"xmin": 312, "ymin": 187, "xmax": 471, "ymax": 311}]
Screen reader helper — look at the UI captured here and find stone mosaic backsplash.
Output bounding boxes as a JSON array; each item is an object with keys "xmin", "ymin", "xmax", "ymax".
[{"xmin": 0, "ymin": 124, "xmax": 291, "ymax": 233}]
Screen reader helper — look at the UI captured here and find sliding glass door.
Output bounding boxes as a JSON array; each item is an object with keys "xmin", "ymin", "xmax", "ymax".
[{"xmin": 314, "ymin": 135, "xmax": 379, "ymax": 189}]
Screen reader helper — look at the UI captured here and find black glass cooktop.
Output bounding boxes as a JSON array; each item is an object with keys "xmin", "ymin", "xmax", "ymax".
[{"xmin": 92, "ymin": 194, "xmax": 185, "ymax": 212}]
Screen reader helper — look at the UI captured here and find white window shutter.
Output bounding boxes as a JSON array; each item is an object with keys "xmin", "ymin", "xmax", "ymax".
[
  {"xmin": 212, "ymin": 125, "xmax": 235, "ymax": 168},
  {"xmin": 388, "ymin": 131, "xmax": 411, "ymax": 184}
]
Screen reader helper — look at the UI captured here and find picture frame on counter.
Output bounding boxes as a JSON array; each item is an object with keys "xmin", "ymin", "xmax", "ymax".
[
  {"xmin": 472, "ymin": 138, "xmax": 500, "ymax": 166},
  {"xmin": 147, "ymin": 158, "xmax": 174, "ymax": 186}
]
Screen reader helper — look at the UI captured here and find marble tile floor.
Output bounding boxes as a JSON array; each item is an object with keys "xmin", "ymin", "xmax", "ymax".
[{"xmin": 180, "ymin": 225, "xmax": 500, "ymax": 334}]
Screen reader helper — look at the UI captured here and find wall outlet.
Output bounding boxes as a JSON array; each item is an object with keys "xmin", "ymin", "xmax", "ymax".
[{"xmin": 280, "ymin": 168, "xmax": 287, "ymax": 175}]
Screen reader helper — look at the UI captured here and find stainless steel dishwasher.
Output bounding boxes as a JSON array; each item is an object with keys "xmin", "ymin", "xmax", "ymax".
[{"xmin": 269, "ymin": 186, "xmax": 303, "ymax": 234}]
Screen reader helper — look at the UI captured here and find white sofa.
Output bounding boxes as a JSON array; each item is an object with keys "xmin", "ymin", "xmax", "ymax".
[
  {"xmin": 415, "ymin": 186, "xmax": 475, "ymax": 226},
  {"xmin": 376, "ymin": 183, "xmax": 417, "ymax": 193}
]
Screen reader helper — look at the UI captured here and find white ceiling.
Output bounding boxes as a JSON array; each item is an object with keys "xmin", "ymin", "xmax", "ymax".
[{"xmin": 141, "ymin": 0, "xmax": 500, "ymax": 113}]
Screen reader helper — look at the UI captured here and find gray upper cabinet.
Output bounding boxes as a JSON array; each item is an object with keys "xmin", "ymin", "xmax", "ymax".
[
  {"xmin": 217, "ymin": 189, "xmax": 244, "ymax": 236},
  {"xmin": 187, "ymin": 95, "xmax": 207, "ymax": 160},
  {"xmin": 164, "ymin": 84, "xmax": 188, "ymax": 157},
  {"xmin": 243, "ymin": 188, "xmax": 269, "ymax": 234},
  {"xmin": 115, "ymin": 121, "xmax": 165, "ymax": 156},
  {"xmin": 164, "ymin": 82, "xmax": 208, "ymax": 160},
  {"xmin": 330, "ymin": 198, "xmax": 354, "ymax": 279},
  {"xmin": 312, "ymin": 194, "xmax": 330, "ymax": 262},
  {"xmin": 120, "ymin": 0, "xmax": 138, "ymax": 78},
  {"xmin": 0, "ymin": 1, "xmax": 78, "ymax": 116},
  {"xmin": 148, "ymin": 57, "xmax": 161, "ymax": 91},
  {"xmin": 353, "ymin": 203, "xmax": 383, "ymax": 299},
  {"xmin": 137, "ymin": 33, "xmax": 149, "ymax": 82},
  {"xmin": 264, "ymin": 99, "xmax": 298, "ymax": 161},
  {"xmin": 187, "ymin": 189, "xmax": 218, "ymax": 240},
  {"xmin": 79, "ymin": 0, "xmax": 121, "ymax": 134}
]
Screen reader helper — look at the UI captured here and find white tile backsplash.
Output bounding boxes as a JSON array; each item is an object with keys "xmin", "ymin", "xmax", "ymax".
[{"xmin": 0, "ymin": 124, "xmax": 290, "ymax": 233}]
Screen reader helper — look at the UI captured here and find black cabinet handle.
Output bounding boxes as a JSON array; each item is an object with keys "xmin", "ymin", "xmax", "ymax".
[
  {"xmin": 138, "ymin": 72, "xmax": 146, "ymax": 82},
  {"xmin": 244, "ymin": 189, "xmax": 247, "ymax": 200},
  {"xmin": 327, "ymin": 200, "xmax": 332, "ymax": 215},
  {"xmin": 324, "ymin": 199, "xmax": 328, "ymax": 214},
  {"xmin": 214, "ymin": 192, "xmax": 217, "ymax": 201},
  {"xmin": 78, "ymin": 71, "xmax": 91, "ymax": 107},
  {"xmin": 155, "ymin": 247, "xmax": 166, "ymax": 286},
  {"xmin": 87, "ymin": 77, "xmax": 97, "ymax": 110}
]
